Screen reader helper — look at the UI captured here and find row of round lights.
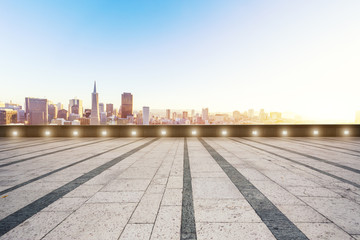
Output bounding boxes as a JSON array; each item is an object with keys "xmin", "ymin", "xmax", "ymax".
[
  {"xmin": 10, "ymin": 129, "xmax": 352, "ymax": 137},
  {"xmin": 251, "ymin": 129, "xmax": 350, "ymax": 136}
]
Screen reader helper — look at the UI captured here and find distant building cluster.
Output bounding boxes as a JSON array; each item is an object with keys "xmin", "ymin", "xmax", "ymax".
[{"xmin": 0, "ymin": 82, "xmax": 359, "ymax": 125}]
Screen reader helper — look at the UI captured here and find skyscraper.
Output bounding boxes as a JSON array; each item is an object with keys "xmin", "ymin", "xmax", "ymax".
[
  {"xmin": 106, "ymin": 104, "xmax": 114, "ymax": 117},
  {"xmin": 69, "ymin": 99, "xmax": 83, "ymax": 117},
  {"xmin": 143, "ymin": 106, "xmax": 149, "ymax": 125},
  {"xmin": 99, "ymin": 103, "xmax": 104, "ymax": 113},
  {"xmin": 166, "ymin": 109, "xmax": 171, "ymax": 120},
  {"xmin": 56, "ymin": 102, "xmax": 63, "ymax": 111},
  {"xmin": 100, "ymin": 112, "xmax": 107, "ymax": 125},
  {"xmin": 90, "ymin": 81, "xmax": 100, "ymax": 125},
  {"xmin": 183, "ymin": 111, "xmax": 188, "ymax": 119},
  {"xmin": 48, "ymin": 104, "xmax": 58, "ymax": 123},
  {"xmin": 25, "ymin": 97, "xmax": 48, "ymax": 125},
  {"xmin": 202, "ymin": 108, "xmax": 209, "ymax": 121},
  {"xmin": 121, "ymin": 93, "xmax": 133, "ymax": 118},
  {"xmin": 17, "ymin": 109, "xmax": 26, "ymax": 123}
]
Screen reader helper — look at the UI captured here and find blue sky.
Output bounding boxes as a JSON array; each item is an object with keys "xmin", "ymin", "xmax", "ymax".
[{"xmin": 1, "ymin": 0, "xmax": 359, "ymax": 120}]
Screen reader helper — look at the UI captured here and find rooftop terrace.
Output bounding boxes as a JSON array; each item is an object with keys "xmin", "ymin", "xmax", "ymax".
[{"xmin": 0, "ymin": 136, "xmax": 359, "ymax": 239}]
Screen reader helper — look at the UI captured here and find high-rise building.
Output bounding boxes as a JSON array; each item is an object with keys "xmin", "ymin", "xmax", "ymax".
[
  {"xmin": 48, "ymin": 104, "xmax": 58, "ymax": 123},
  {"xmin": 202, "ymin": 108, "xmax": 209, "ymax": 121},
  {"xmin": 172, "ymin": 112, "xmax": 177, "ymax": 121},
  {"xmin": 100, "ymin": 112, "xmax": 107, "ymax": 125},
  {"xmin": 17, "ymin": 109, "xmax": 26, "ymax": 123},
  {"xmin": 166, "ymin": 109, "xmax": 171, "ymax": 120},
  {"xmin": 121, "ymin": 93, "xmax": 133, "ymax": 118},
  {"xmin": 25, "ymin": 97, "xmax": 48, "ymax": 125},
  {"xmin": 56, "ymin": 102, "xmax": 63, "ymax": 111},
  {"xmin": 0, "ymin": 109, "xmax": 17, "ymax": 125},
  {"xmin": 99, "ymin": 103, "xmax": 104, "ymax": 113},
  {"xmin": 143, "ymin": 106, "xmax": 150, "ymax": 125},
  {"xmin": 69, "ymin": 99, "xmax": 83, "ymax": 117},
  {"xmin": 106, "ymin": 104, "xmax": 114, "ymax": 117},
  {"xmin": 183, "ymin": 111, "xmax": 188, "ymax": 119},
  {"xmin": 71, "ymin": 105, "xmax": 79, "ymax": 115},
  {"xmin": 90, "ymin": 81, "xmax": 100, "ymax": 125},
  {"xmin": 57, "ymin": 109, "xmax": 68, "ymax": 120},
  {"xmin": 191, "ymin": 109, "xmax": 195, "ymax": 117}
]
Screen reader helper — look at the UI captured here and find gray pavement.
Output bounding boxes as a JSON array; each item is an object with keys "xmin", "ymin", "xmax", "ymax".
[{"xmin": 0, "ymin": 137, "xmax": 359, "ymax": 240}]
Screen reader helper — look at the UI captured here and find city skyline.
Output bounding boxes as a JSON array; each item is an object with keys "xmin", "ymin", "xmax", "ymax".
[
  {"xmin": 1, "ymin": 79, "xmax": 360, "ymax": 124},
  {"xmin": 1, "ymin": 80, "xmax": 360, "ymax": 125},
  {"xmin": 1, "ymin": 1, "xmax": 360, "ymax": 121}
]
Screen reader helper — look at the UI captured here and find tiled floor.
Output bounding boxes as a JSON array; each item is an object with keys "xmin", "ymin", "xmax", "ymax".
[{"xmin": 0, "ymin": 137, "xmax": 359, "ymax": 240}]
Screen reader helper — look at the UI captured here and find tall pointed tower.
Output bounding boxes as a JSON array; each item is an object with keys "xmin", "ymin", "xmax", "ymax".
[{"xmin": 90, "ymin": 81, "xmax": 100, "ymax": 125}]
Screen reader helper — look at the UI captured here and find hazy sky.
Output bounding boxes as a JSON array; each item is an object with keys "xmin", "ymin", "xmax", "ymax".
[{"xmin": 1, "ymin": 0, "xmax": 359, "ymax": 120}]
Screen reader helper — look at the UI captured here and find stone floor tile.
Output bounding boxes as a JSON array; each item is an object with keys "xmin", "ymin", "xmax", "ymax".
[
  {"xmin": 301, "ymin": 197, "xmax": 360, "ymax": 234},
  {"xmin": 161, "ymin": 188, "xmax": 182, "ymax": 206},
  {"xmin": 192, "ymin": 178, "xmax": 243, "ymax": 199},
  {"xmin": 87, "ymin": 191, "xmax": 143, "ymax": 203},
  {"xmin": 130, "ymin": 193, "xmax": 163, "ymax": 223},
  {"xmin": 119, "ymin": 224, "xmax": 153, "ymax": 240},
  {"xmin": 150, "ymin": 205, "xmax": 181, "ymax": 240},
  {"xmin": 296, "ymin": 223, "xmax": 354, "ymax": 240},
  {"xmin": 42, "ymin": 203, "xmax": 136, "ymax": 240},
  {"xmin": 42, "ymin": 197, "xmax": 87, "ymax": 212},
  {"xmin": 196, "ymin": 222, "xmax": 276, "ymax": 240},
  {"xmin": 64, "ymin": 184, "xmax": 104, "ymax": 198},
  {"xmin": 194, "ymin": 199, "xmax": 262, "ymax": 223},
  {"xmin": 276, "ymin": 204, "xmax": 330, "ymax": 223},
  {"xmin": 101, "ymin": 179, "xmax": 151, "ymax": 192}
]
